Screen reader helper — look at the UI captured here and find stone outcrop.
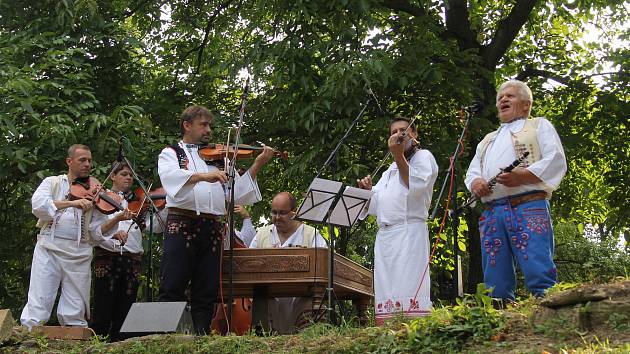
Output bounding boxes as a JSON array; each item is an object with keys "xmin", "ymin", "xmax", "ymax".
[{"xmin": 535, "ymin": 280, "xmax": 630, "ymax": 330}]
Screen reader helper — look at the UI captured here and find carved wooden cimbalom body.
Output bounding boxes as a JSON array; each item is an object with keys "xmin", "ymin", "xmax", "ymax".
[{"xmin": 221, "ymin": 248, "xmax": 374, "ymax": 326}]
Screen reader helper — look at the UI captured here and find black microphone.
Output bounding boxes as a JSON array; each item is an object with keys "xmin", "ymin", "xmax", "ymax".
[{"xmin": 462, "ymin": 102, "xmax": 483, "ymax": 113}]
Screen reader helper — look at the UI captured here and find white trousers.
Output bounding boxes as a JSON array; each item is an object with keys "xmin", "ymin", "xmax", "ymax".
[{"xmin": 20, "ymin": 237, "xmax": 92, "ymax": 329}]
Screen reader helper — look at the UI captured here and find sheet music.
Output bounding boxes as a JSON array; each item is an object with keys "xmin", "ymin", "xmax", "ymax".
[
  {"xmin": 296, "ymin": 178, "xmax": 343, "ymax": 222},
  {"xmin": 329, "ymin": 186, "xmax": 372, "ymax": 227}
]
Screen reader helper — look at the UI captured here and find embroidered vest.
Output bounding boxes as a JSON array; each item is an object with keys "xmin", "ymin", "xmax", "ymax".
[
  {"xmin": 478, "ymin": 117, "xmax": 543, "ymax": 171},
  {"xmin": 254, "ymin": 224, "xmax": 317, "ymax": 248},
  {"xmin": 36, "ymin": 175, "xmax": 62, "ymax": 229}
]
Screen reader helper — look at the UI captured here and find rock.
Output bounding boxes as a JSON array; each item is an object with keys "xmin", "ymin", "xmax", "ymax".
[
  {"xmin": 540, "ymin": 288, "xmax": 608, "ymax": 308},
  {"xmin": 534, "ymin": 280, "xmax": 630, "ymax": 330},
  {"xmin": 540, "ymin": 280, "xmax": 630, "ymax": 308},
  {"xmin": 0, "ymin": 309, "xmax": 14, "ymax": 343},
  {"xmin": 578, "ymin": 299, "xmax": 630, "ymax": 330}
]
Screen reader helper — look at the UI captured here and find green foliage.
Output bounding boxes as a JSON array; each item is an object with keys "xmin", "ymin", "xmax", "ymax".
[
  {"xmin": 351, "ymin": 284, "xmax": 506, "ymax": 353},
  {"xmin": 533, "ymin": 311, "xmax": 579, "ymax": 341},
  {"xmin": 403, "ymin": 284, "xmax": 505, "ymax": 352},
  {"xmin": 606, "ymin": 313, "xmax": 630, "ymax": 332},
  {"xmin": 554, "ymin": 222, "xmax": 630, "ymax": 283},
  {"xmin": 560, "ymin": 340, "xmax": 630, "ymax": 354},
  {"xmin": 0, "ymin": 0, "xmax": 165, "ymax": 315}
]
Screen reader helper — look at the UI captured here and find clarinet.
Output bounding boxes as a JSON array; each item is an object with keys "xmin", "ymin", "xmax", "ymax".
[{"xmin": 452, "ymin": 151, "xmax": 530, "ymax": 215}]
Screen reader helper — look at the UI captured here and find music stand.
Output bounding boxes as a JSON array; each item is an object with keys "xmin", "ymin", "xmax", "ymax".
[{"xmin": 295, "ymin": 177, "xmax": 371, "ymax": 324}]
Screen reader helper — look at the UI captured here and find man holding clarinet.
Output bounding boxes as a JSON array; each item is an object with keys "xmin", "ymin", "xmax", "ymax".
[{"xmin": 465, "ymin": 80, "xmax": 567, "ymax": 302}]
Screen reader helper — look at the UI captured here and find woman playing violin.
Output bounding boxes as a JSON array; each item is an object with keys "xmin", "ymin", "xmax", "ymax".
[{"xmin": 88, "ymin": 161, "xmax": 166, "ymax": 341}]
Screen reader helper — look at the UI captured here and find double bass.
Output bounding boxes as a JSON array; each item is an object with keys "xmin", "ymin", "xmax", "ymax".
[{"xmin": 210, "ymin": 233, "xmax": 252, "ymax": 335}]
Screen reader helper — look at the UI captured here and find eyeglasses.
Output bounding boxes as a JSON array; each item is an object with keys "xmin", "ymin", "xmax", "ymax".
[{"xmin": 270, "ymin": 210, "xmax": 293, "ymax": 217}]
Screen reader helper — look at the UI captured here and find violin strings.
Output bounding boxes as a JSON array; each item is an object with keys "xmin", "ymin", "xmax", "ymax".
[{"xmin": 126, "ymin": 182, "xmax": 153, "ymax": 234}]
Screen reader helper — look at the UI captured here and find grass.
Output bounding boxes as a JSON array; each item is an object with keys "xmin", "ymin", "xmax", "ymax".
[{"xmin": 3, "ymin": 282, "xmax": 630, "ymax": 353}]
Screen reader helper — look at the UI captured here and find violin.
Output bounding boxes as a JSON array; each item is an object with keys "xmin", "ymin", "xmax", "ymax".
[
  {"xmin": 198, "ymin": 143, "xmax": 288, "ymax": 163},
  {"xmin": 123, "ymin": 186, "xmax": 167, "ymax": 231},
  {"xmin": 126, "ymin": 186, "xmax": 167, "ymax": 214},
  {"xmin": 69, "ymin": 176, "xmax": 125, "ymax": 215}
]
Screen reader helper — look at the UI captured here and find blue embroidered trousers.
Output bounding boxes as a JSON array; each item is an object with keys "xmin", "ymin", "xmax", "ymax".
[{"xmin": 479, "ymin": 194, "xmax": 557, "ymax": 300}]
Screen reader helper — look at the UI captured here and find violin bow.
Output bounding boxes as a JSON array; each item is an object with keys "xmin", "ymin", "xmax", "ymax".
[
  {"xmin": 224, "ymin": 127, "xmax": 232, "ymax": 173},
  {"xmin": 226, "ymin": 77, "xmax": 250, "ymax": 171},
  {"xmin": 369, "ymin": 109, "xmax": 422, "ymax": 178}
]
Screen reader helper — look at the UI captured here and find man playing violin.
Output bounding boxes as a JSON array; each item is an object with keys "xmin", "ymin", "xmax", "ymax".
[
  {"xmin": 357, "ymin": 118, "xmax": 438, "ymax": 325},
  {"xmin": 88, "ymin": 161, "xmax": 166, "ymax": 341},
  {"xmin": 21, "ymin": 144, "xmax": 97, "ymax": 330},
  {"xmin": 157, "ymin": 105, "xmax": 274, "ymax": 335}
]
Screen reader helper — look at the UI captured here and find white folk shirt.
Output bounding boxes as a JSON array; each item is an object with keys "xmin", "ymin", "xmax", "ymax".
[
  {"xmin": 236, "ymin": 218, "xmax": 256, "ymax": 247},
  {"xmin": 24, "ymin": 175, "xmax": 93, "ymax": 329},
  {"xmin": 249, "ymin": 223, "xmax": 327, "ymax": 334},
  {"xmin": 249, "ymin": 224, "xmax": 327, "ymax": 248},
  {"xmin": 158, "ymin": 141, "xmax": 261, "ymax": 214},
  {"xmin": 32, "ymin": 175, "xmax": 86, "ymax": 244},
  {"xmin": 464, "ymin": 118, "xmax": 567, "ymax": 202},
  {"xmin": 364, "ymin": 149, "xmax": 438, "ymax": 227},
  {"xmin": 89, "ymin": 197, "xmax": 167, "ymax": 254},
  {"xmin": 222, "ymin": 218, "xmax": 258, "ymax": 250}
]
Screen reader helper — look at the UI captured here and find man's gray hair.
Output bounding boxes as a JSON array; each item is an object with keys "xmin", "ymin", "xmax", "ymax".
[
  {"xmin": 497, "ymin": 80, "xmax": 533, "ymax": 115},
  {"xmin": 497, "ymin": 80, "xmax": 533, "ymax": 102}
]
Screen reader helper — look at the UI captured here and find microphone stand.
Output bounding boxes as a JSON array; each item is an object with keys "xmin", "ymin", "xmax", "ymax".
[
  {"xmin": 311, "ymin": 95, "xmax": 371, "ymax": 325},
  {"xmin": 226, "ymin": 78, "xmax": 249, "ymax": 330},
  {"xmin": 429, "ymin": 108, "xmax": 475, "ymax": 300},
  {"xmin": 114, "ymin": 137, "xmax": 166, "ymax": 302},
  {"xmin": 315, "ymin": 97, "xmax": 371, "ymax": 179}
]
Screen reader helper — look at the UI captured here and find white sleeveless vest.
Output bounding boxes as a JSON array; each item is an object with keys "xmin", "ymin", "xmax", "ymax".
[
  {"xmin": 255, "ymin": 224, "xmax": 317, "ymax": 248},
  {"xmin": 478, "ymin": 117, "xmax": 543, "ymax": 171}
]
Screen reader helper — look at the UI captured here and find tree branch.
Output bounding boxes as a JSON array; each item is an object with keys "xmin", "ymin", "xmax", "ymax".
[
  {"xmin": 517, "ymin": 66, "xmax": 629, "ymax": 88},
  {"xmin": 382, "ymin": 0, "xmax": 426, "ymax": 17},
  {"xmin": 192, "ymin": 0, "xmax": 236, "ymax": 77},
  {"xmin": 554, "ymin": 259, "xmax": 588, "ymax": 265},
  {"xmin": 515, "ymin": 66, "xmax": 572, "ymax": 86},
  {"xmin": 445, "ymin": 0, "xmax": 480, "ymax": 50},
  {"xmin": 481, "ymin": 0, "xmax": 538, "ymax": 69}
]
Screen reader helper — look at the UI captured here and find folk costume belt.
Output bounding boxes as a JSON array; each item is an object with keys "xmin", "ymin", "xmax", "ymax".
[
  {"xmin": 168, "ymin": 207, "xmax": 220, "ymax": 221},
  {"xmin": 95, "ymin": 247, "xmax": 142, "ymax": 261},
  {"xmin": 484, "ymin": 191, "xmax": 548, "ymax": 210}
]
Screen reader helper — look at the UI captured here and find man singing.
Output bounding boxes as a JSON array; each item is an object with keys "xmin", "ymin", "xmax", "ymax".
[{"xmin": 465, "ymin": 80, "xmax": 567, "ymax": 301}]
